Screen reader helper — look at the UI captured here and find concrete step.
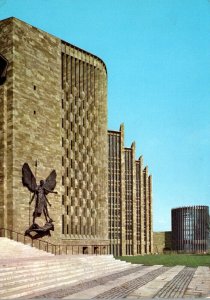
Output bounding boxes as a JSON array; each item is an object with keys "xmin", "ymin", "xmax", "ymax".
[
  {"xmin": 0, "ymin": 238, "xmax": 135, "ymax": 299},
  {"xmin": 0, "ymin": 238, "xmax": 54, "ymax": 259},
  {"xmin": 0, "ymin": 265, "xmax": 135, "ymax": 299},
  {"xmin": 0, "ymin": 258, "xmax": 132, "ymax": 287},
  {"xmin": 0, "ymin": 239, "xmax": 208, "ymax": 299},
  {"xmin": 0, "ymin": 255, "xmax": 130, "ymax": 278},
  {"xmin": 0, "ymin": 260, "xmax": 136, "ymax": 299}
]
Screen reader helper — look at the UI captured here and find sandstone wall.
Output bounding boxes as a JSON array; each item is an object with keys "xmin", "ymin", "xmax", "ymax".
[
  {"xmin": 0, "ymin": 17, "xmax": 108, "ymax": 248},
  {"xmin": 0, "ymin": 17, "xmax": 62, "ymax": 242},
  {"xmin": 153, "ymin": 231, "xmax": 172, "ymax": 253}
]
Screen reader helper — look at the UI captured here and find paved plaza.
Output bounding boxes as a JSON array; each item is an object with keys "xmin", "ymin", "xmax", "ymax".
[
  {"xmin": 32, "ymin": 264, "xmax": 210, "ymax": 299},
  {"xmin": 0, "ymin": 238, "xmax": 209, "ymax": 299}
]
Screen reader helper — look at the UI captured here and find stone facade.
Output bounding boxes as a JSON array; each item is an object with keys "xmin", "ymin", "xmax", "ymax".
[
  {"xmin": 108, "ymin": 125, "xmax": 153, "ymax": 256},
  {"xmin": 60, "ymin": 42, "xmax": 108, "ymax": 247},
  {"xmin": 0, "ymin": 17, "xmax": 154, "ymax": 255},
  {"xmin": 153, "ymin": 231, "xmax": 172, "ymax": 253},
  {"xmin": 0, "ymin": 17, "xmax": 108, "ymax": 250}
]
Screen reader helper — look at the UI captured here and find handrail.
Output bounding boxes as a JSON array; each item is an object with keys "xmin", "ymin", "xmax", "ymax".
[{"xmin": 0, "ymin": 228, "xmax": 109, "ymax": 255}]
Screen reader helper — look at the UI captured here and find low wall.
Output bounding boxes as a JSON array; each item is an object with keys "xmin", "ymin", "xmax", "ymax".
[{"xmin": 153, "ymin": 231, "xmax": 172, "ymax": 254}]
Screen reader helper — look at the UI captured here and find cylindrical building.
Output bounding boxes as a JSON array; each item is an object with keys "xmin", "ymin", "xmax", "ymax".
[{"xmin": 171, "ymin": 206, "xmax": 209, "ymax": 253}]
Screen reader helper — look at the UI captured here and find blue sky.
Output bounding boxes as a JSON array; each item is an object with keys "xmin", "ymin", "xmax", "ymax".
[{"xmin": 0, "ymin": 0, "xmax": 209, "ymax": 231}]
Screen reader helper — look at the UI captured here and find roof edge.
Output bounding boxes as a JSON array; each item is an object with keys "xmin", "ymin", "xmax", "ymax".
[{"xmin": 0, "ymin": 17, "xmax": 107, "ymax": 73}]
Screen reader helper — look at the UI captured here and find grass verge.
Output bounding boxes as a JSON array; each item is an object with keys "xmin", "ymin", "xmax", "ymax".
[{"xmin": 115, "ymin": 254, "xmax": 210, "ymax": 268}]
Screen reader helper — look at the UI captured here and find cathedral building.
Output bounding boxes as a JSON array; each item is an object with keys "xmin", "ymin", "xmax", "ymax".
[
  {"xmin": 0, "ymin": 17, "xmax": 153, "ymax": 255},
  {"xmin": 108, "ymin": 125, "xmax": 153, "ymax": 256},
  {"xmin": 0, "ymin": 17, "xmax": 108, "ymax": 252}
]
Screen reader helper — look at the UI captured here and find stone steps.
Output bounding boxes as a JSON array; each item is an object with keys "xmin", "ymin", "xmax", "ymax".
[
  {"xmin": 0, "ymin": 237, "xmax": 54, "ymax": 259},
  {"xmin": 0, "ymin": 261, "xmax": 135, "ymax": 299},
  {"xmin": 1, "ymin": 238, "xmax": 209, "ymax": 299},
  {"xmin": 0, "ymin": 255, "xmax": 128, "ymax": 273},
  {"xmin": 0, "ymin": 238, "xmax": 136, "ymax": 299},
  {"xmin": 0, "ymin": 258, "xmax": 131, "ymax": 288}
]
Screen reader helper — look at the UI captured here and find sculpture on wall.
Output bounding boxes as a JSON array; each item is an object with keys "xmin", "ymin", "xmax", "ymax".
[
  {"xmin": 0, "ymin": 53, "xmax": 8, "ymax": 85},
  {"xmin": 22, "ymin": 163, "xmax": 57, "ymax": 239}
]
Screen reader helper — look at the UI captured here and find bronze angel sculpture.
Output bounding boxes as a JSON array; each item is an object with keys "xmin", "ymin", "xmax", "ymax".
[{"xmin": 22, "ymin": 163, "xmax": 57, "ymax": 225}]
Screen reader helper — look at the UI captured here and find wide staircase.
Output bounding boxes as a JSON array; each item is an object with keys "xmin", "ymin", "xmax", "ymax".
[
  {"xmin": 0, "ymin": 237, "xmax": 137, "ymax": 299},
  {"xmin": 0, "ymin": 238, "xmax": 209, "ymax": 299}
]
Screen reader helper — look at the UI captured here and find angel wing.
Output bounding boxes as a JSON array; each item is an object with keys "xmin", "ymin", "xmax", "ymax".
[
  {"xmin": 22, "ymin": 163, "xmax": 37, "ymax": 193},
  {"xmin": 43, "ymin": 170, "xmax": 57, "ymax": 194}
]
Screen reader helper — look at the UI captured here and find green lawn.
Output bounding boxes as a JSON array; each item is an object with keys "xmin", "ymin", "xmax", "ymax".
[{"xmin": 115, "ymin": 254, "xmax": 210, "ymax": 268}]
